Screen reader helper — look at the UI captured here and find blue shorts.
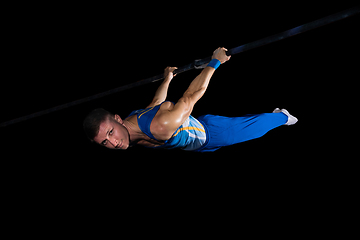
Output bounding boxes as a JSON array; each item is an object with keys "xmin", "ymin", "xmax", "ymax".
[{"xmin": 195, "ymin": 113, "xmax": 288, "ymax": 152}]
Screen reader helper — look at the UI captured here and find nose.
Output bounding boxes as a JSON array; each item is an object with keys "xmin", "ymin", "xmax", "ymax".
[{"xmin": 109, "ymin": 138, "xmax": 118, "ymax": 148}]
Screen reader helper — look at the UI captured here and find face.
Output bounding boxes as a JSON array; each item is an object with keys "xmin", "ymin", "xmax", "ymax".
[{"xmin": 93, "ymin": 115, "xmax": 130, "ymax": 150}]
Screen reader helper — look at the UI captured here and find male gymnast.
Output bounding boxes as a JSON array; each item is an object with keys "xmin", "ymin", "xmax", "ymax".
[{"xmin": 83, "ymin": 47, "xmax": 298, "ymax": 152}]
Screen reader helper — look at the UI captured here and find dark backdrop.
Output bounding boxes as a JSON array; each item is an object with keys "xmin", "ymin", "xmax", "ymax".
[{"xmin": 1, "ymin": 3, "xmax": 358, "ymax": 229}]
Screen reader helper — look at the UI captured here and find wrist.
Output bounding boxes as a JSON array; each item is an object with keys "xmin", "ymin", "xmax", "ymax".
[
  {"xmin": 164, "ymin": 76, "xmax": 172, "ymax": 82},
  {"xmin": 207, "ymin": 59, "xmax": 221, "ymax": 70}
]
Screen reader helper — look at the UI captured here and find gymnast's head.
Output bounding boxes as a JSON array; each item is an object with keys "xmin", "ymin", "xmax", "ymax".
[{"xmin": 83, "ymin": 108, "xmax": 130, "ymax": 150}]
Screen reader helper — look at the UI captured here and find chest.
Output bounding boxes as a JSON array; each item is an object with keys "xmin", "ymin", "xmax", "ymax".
[{"xmin": 125, "ymin": 115, "xmax": 165, "ymax": 147}]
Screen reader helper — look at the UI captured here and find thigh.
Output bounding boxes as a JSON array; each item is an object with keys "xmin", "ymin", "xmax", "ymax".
[{"xmin": 198, "ymin": 113, "xmax": 287, "ymax": 148}]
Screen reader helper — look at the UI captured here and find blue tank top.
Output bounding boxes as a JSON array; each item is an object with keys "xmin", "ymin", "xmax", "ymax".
[{"xmin": 127, "ymin": 102, "xmax": 207, "ymax": 151}]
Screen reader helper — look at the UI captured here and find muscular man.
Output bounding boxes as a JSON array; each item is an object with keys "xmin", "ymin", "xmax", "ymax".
[{"xmin": 83, "ymin": 47, "xmax": 298, "ymax": 152}]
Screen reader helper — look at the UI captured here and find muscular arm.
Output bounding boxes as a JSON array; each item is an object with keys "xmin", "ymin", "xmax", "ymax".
[
  {"xmin": 147, "ymin": 67, "xmax": 177, "ymax": 108},
  {"xmin": 154, "ymin": 47, "xmax": 231, "ymax": 140},
  {"xmin": 155, "ymin": 67, "xmax": 215, "ymax": 140},
  {"xmin": 181, "ymin": 66, "xmax": 215, "ymax": 105}
]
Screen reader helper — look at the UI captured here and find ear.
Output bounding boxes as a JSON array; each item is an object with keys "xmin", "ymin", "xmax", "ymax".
[{"xmin": 114, "ymin": 114, "xmax": 123, "ymax": 124}]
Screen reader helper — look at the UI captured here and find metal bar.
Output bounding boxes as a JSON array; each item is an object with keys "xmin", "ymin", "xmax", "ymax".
[{"xmin": 1, "ymin": 6, "xmax": 358, "ymax": 127}]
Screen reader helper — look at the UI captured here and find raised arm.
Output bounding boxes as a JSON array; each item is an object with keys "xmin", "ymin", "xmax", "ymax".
[
  {"xmin": 180, "ymin": 47, "xmax": 230, "ymax": 106},
  {"xmin": 147, "ymin": 67, "xmax": 177, "ymax": 108},
  {"xmin": 154, "ymin": 47, "xmax": 231, "ymax": 140}
]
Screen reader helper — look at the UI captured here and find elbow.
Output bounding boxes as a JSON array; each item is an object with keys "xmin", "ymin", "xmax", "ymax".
[
  {"xmin": 196, "ymin": 87, "xmax": 206, "ymax": 96},
  {"xmin": 184, "ymin": 87, "xmax": 205, "ymax": 99},
  {"xmin": 183, "ymin": 88, "xmax": 205, "ymax": 104}
]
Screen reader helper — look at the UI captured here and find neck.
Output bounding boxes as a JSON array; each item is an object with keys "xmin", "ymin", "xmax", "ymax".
[{"xmin": 122, "ymin": 119, "xmax": 145, "ymax": 143}]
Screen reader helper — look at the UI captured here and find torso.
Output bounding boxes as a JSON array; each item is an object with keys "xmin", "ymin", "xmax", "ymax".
[{"xmin": 125, "ymin": 102, "xmax": 175, "ymax": 148}]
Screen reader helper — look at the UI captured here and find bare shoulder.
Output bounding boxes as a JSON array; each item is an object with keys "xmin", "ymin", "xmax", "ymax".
[
  {"xmin": 150, "ymin": 101, "xmax": 176, "ymax": 140},
  {"xmin": 159, "ymin": 101, "xmax": 175, "ymax": 111},
  {"xmin": 124, "ymin": 114, "xmax": 165, "ymax": 147},
  {"xmin": 154, "ymin": 101, "xmax": 175, "ymax": 124}
]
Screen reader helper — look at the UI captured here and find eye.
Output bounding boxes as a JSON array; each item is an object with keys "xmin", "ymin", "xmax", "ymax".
[
  {"xmin": 101, "ymin": 140, "xmax": 107, "ymax": 146},
  {"xmin": 109, "ymin": 128, "xmax": 114, "ymax": 135}
]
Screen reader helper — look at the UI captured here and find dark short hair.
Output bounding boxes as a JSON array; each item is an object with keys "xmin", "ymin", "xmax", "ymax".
[{"xmin": 83, "ymin": 108, "xmax": 113, "ymax": 141}]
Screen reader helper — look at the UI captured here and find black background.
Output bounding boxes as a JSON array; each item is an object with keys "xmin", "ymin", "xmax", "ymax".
[{"xmin": 1, "ymin": 2, "xmax": 358, "ymax": 232}]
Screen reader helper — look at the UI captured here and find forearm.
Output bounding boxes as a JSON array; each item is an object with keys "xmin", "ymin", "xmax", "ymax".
[
  {"xmin": 156, "ymin": 48, "xmax": 230, "ymax": 137},
  {"xmin": 152, "ymin": 76, "xmax": 171, "ymax": 103},
  {"xmin": 183, "ymin": 50, "xmax": 228, "ymax": 101},
  {"xmin": 183, "ymin": 67, "xmax": 215, "ymax": 101},
  {"xmin": 161, "ymin": 66, "xmax": 216, "ymax": 137}
]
